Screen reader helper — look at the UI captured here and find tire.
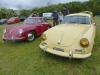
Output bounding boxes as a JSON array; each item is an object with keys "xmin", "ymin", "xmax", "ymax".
[
  {"xmin": 27, "ymin": 31, "xmax": 36, "ymax": 42},
  {"xmin": 3, "ymin": 39, "xmax": 7, "ymax": 43}
]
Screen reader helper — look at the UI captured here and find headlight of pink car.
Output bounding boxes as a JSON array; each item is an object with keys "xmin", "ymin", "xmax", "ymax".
[{"xmin": 18, "ymin": 29, "xmax": 23, "ymax": 34}]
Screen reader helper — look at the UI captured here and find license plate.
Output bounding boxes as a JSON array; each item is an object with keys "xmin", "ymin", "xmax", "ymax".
[{"xmin": 53, "ymin": 47, "xmax": 64, "ymax": 52}]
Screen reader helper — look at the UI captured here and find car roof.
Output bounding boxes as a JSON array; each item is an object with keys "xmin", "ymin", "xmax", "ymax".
[
  {"xmin": 67, "ymin": 13, "xmax": 91, "ymax": 18},
  {"xmin": 10, "ymin": 17, "xmax": 18, "ymax": 19},
  {"xmin": 28, "ymin": 17, "xmax": 43, "ymax": 19}
]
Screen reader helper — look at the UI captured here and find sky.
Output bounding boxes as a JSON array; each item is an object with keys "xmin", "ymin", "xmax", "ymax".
[{"xmin": 0, "ymin": 0, "xmax": 89, "ymax": 10}]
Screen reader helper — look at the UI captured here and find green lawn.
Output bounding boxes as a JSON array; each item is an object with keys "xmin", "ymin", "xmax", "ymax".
[{"xmin": 0, "ymin": 17, "xmax": 100, "ymax": 75}]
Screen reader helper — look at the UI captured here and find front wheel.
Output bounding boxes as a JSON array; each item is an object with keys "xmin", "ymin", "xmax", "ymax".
[{"xmin": 27, "ymin": 31, "xmax": 36, "ymax": 42}]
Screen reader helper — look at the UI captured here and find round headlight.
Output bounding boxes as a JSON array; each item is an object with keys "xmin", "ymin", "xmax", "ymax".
[
  {"xmin": 41, "ymin": 34, "xmax": 47, "ymax": 41},
  {"xmin": 19, "ymin": 29, "xmax": 23, "ymax": 34},
  {"xmin": 80, "ymin": 38, "xmax": 89, "ymax": 47}
]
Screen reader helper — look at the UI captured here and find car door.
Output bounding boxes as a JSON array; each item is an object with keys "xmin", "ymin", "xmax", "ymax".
[
  {"xmin": 36, "ymin": 18, "xmax": 49, "ymax": 33},
  {"xmin": 35, "ymin": 18, "xmax": 49, "ymax": 35},
  {"xmin": 41, "ymin": 22, "xmax": 49, "ymax": 32},
  {"xmin": 41, "ymin": 18, "xmax": 49, "ymax": 32}
]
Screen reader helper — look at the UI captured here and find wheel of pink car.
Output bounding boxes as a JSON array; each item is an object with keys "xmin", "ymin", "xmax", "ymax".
[{"xmin": 27, "ymin": 31, "xmax": 36, "ymax": 42}]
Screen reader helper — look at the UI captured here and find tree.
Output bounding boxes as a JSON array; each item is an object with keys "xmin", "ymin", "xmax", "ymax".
[
  {"xmin": 20, "ymin": 9, "xmax": 31, "ymax": 17},
  {"xmin": 89, "ymin": 0, "xmax": 100, "ymax": 15},
  {"xmin": 0, "ymin": 8, "xmax": 17, "ymax": 18}
]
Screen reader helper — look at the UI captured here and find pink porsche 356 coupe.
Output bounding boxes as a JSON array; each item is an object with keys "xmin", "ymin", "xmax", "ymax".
[
  {"xmin": 3, "ymin": 17, "xmax": 50, "ymax": 42},
  {"xmin": 7, "ymin": 17, "xmax": 20, "ymax": 24}
]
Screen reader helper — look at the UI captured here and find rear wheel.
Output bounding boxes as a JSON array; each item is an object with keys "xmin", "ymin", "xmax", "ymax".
[{"xmin": 27, "ymin": 31, "xmax": 36, "ymax": 42}]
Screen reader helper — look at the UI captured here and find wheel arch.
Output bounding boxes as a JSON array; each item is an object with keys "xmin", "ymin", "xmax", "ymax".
[{"xmin": 28, "ymin": 29, "xmax": 37, "ymax": 37}]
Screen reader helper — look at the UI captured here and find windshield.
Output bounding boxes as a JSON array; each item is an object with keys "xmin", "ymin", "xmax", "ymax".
[
  {"xmin": 24, "ymin": 18, "xmax": 43, "ymax": 24},
  {"xmin": 62, "ymin": 15, "xmax": 91, "ymax": 24}
]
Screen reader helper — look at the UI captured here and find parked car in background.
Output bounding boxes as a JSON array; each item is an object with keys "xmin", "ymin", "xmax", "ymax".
[
  {"xmin": 43, "ymin": 12, "xmax": 52, "ymax": 20},
  {"xmin": 40, "ymin": 12, "xmax": 96, "ymax": 59},
  {"xmin": 3, "ymin": 17, "xmax": 50, "ymax": 42},
  {"xmin": 0, "ymin": 19, "xmax": 7, "ymax": 25},
  {"xmin": 19, "ymin": 16, "xmax": 27, "ymax": 21},
  {"xmin": 7, "ymin": 17, "xmax": 20, "ymax": 24}
]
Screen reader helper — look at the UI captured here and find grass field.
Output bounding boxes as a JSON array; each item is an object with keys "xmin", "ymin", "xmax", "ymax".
[{"xmin": 0, "ymin": 17, "xmax": 100, "ymax": 75}]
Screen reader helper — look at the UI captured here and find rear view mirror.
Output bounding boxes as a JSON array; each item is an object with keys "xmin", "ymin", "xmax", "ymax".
[{"xmin": 93, "ymin": 23, "xmax": 96, "ymax": 26}]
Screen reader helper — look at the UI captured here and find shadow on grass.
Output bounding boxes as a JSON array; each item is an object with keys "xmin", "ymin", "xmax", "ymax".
[
  {"xmin": 0, "ymin": 37, "xmax": 94, "ymax": 65},
  {"xmin": 1, "ymin": 37, "xmax": 41, "ymax": 46},
  {"xmin": 39, "ymin": 48, "xmax": 93, "ymax": 65},
  {"xmin": 2, "ymin": 40, "xmax": 28, "ymax": 46}
]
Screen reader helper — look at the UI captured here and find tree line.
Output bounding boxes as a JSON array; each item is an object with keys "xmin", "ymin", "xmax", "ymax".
[{"xmin": 0, "ymin": 0, "xmax": 100, "ymax": 19}]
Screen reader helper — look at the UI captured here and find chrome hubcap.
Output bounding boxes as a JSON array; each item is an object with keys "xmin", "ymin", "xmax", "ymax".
[{"xmin": 28, "ymin": 33, "xmax": 34, "ymax": 41}]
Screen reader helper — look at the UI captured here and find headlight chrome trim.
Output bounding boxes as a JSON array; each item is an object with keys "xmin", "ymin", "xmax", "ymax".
[
  {"xmin": 80, "ymin": 38, "xmax": 89, "ymax": 48},
  {"xmin": 19, "ymin": 29, "xmax": 23, "ymax": 34}
]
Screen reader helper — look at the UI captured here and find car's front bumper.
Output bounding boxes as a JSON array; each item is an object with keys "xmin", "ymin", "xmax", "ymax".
[
  {"xmin": 40, "ymin": 44, "xmax": 91, "ymax": 59},
  {"xmin": 2, "ymin": 35, "xmax": 26, "ymax": 41}
]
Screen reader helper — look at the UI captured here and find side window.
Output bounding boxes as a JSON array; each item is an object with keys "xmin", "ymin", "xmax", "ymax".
[
  {"xmin": 43, "ymin": 18, "xmax": 47, "ymax": 22},
  {"xmin": 38, "ymin": 18, "xmax": 42, "ymax": 23}
]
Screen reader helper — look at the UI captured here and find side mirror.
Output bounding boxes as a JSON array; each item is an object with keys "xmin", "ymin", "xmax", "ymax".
[{"xmin": 93, "ymin": 23, "xmax": 96, "ymax": 26}]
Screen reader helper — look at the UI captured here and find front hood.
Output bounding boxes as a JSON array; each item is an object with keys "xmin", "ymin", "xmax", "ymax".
[
  {"xmin": 6, "ymin": 24, "xmax": 36, "ymax": 33},
  {"xmin": 45, "ymin": 24, "xmax": 90, "ymax": 47}
]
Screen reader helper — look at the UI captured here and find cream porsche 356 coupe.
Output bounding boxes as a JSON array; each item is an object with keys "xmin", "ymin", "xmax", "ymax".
[{"xmin": 40, "ymin": 12, "xmax": 96, "ymax": 59}]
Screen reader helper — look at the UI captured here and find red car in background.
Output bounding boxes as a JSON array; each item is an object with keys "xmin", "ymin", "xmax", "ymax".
[
  {"xmin": 7, "ymin": 17, "xmax": 20, "ymax": 24},
  {"xmin": 3, "ymin": 17, "xmax": 50, "ymax": 42}
]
